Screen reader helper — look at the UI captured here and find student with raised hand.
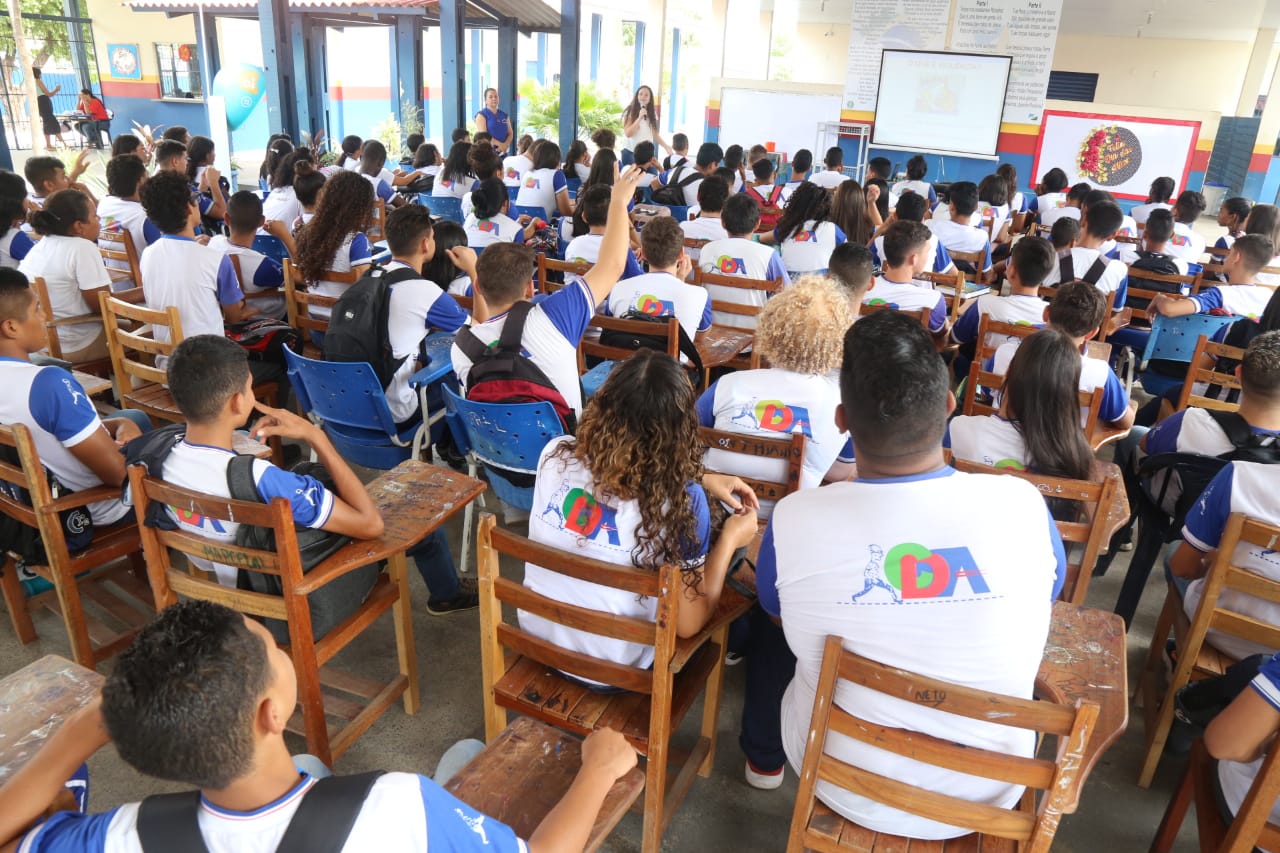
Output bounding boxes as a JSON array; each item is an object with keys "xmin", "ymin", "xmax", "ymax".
[
  {"xmin": 98, "ymin": 155, "xmax": 161, "ymax": 265},
  {"xmin": 866, "ymin": 156, "xmax": 898, "ymax": 208},
  {"xmin": 924, "ymin": 181, "xmax": 992, "ymax": 276},
  {"xmin": 1215, "ymin": 196, "xmax": 1252, "ymax": 251},
  {"xmin": 25, "ymin": 151, "xmax": 94, "ymax": 208},
  {"xmin": 451, "ymin": 165, "xmax": 645, "ymax": 420},
  {"xmin": 207, "ymin": 191, "xmax": 293, "ymax": 321},
  {"xmin": 950, "ymin": 235, "xmax": 1052, "ymax": 378},
  {"xmin": 890, "ymin": 154, "xmax": 936, "ymax": 205},
  {"xmin": 293, "ymin": 171, "xmax": 375, "ymax": 340},
  {"xmin": 1150, "ymin": 234, "xmax": 1275, "ymax": 322},
  {"xmin": 781, "ymin": 149, "xmax": 813, "ymax": 203},
  {"xmin": 562, "ymin": 185, "xmax": 644, "ymax": 279},
  {"xmin": 862, "ymin": 220, "xmax": 948, "ymax": 337},
  {"xmin": 0, "ymin": 171, "xmax": 34, "ymax": 269},
  {"xmin": 947, "ymin": 327, "xmax": 1095, "ymax": 479},
  {"xmin": 18, "ymin": 189, "xmax": 113, "ymax": 363},
  {"xmin": 1167, "ymin": 189, "xmax": 1208, "ymax": 262},
  {"xmin": 464, "ymin": 177, "xmax": 538, "ymax": 248},
  {"xmin": 772, "ymin": 182, "xmax": 846, "ymax": 279},
  {"xmin": 870, "ymin": 192, "xmax": 954, "ymax": 274},
  {"xmin": 1132, "ymin": 175, "xmax": 1176, "ymax": 225},
  {"xmin": 515, "ymin": 140, "xmax": 573, "ymax": 219},
  {"xmin": 739, "ymin": 309, "xmax": 1065, "ymax": 803},
  {"xmin": 808, "ymin": 146, "xmax": 850, "ymax": 190},
  {"xmin": 605, "ymin": 215, "xmax": 708, "ymax": 341},
  {"xmin": 698, "ymin": 276, "xmax": 855, "ymax": 517},
  {"xmin": 698, "ymin": 194, "xmax": 788, "ymax": 329},
  {"xmin": 1041, "ymin": 199, "xmax": 1129, "ymax": 305}
]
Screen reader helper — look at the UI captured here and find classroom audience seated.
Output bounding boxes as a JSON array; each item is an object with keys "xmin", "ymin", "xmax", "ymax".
[
  {"xmin": 1149, "ymin": 234, "xmax": 1274, "ymax": 320},
  {"xmin": 656, "ymin": 142, "xmax": 722, "ymax": 208},
  {"xmin": 663, "ymin": 132, "xmax": 690, "ymax": 171},
  {"xmin": 503, "ymin": 134, "xmax": 534, "ymax": 186},
  {"xmin": 698, "ymin": 194, "xmax": 788, "ymax": 329},
  {"xmin": 743, "ymin": 159, "xmax": 783, "ymax": 233},
  {"xmin": 293, "ymin": 171, "xmax": 376, "ymax": 341},
  {"xmin": 98, "ymin": 155, "xmax": 160, "ymax": 265},
  {"xmin": 207, "ymin": 191, "xmax": 293, "ymax": 320},
  {"xmin": 151, "ymin": 139, "xmax": 186, "ymax": 176},
  {"xmin": 1041, "ymin": 200, "xmax": 1129, "ymax": 305},
  {"xmin": 773, "ymin": 183, "xmax": 846, "ymax": 278},
  {"xmin": 1244, "ymin": 203, "xmax": 1280, "ymax": 286},
  {"xmin": 464, "ymin": 178, "xmax": 537, "ymax": 248},
  {"xmin": 562, "ymin": 185, "xmax": 644, "ymax": 279},
  {"xmin": 184, "ymin": 136, "xmax": 227, "ymax": 225},
  {"xmin": 865, "ymin": 220, "xmax": 948, "ymax": 336},
  {"xmin": 1029, "ymin": 167, "xmax": 1070, "ymax": 219},
  {"xmin": 515, "ymin": 141, "xmax": 573, "ymax": 219},
  {"xmin": 1050, "ymin": 216, "xmax": 1079, "ymax": 258},
  {"xmin": 292, "ymin": 161, "xmax": 326, "ymax": 231},
  {"xmin": 1039, "ymin": 181, "xmax": 1088, "ymax": 231},
  {"xmin": 433, "ymin": 142, "xmax": 477, "ymax": 201},
  {"xmin": 605, "ymin": 215, "xmax": 708, "ymax": 341},
  {"xmin": 870, "ymin": 192, "xmax": 954, "ymax": 273},
  {"xmin": 829, "ymin": 180, "xmax": 878, "ymax": 247},
  {"xmin": 722, "ymin": 145, "xmax": 747, "ymax": 192},
  {"xmin": 424, "ymin": 220, "xmax": 472, "ymax": 297},
  {"xmin": 891, "ymin": 154, "xmax": 936, "ymax": 205},
  {"xmin": 924, "ymin": 181, "xmax": 992, "ymax": 275},
  {"xmin": 807, "ymin": 146, "xmax": 850, "ymax": 190}
]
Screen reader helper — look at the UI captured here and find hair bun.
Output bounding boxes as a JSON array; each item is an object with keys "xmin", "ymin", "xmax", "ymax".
[{"xmin": 294, "ymin": 159, "xmax": 316, "ymax": 177}]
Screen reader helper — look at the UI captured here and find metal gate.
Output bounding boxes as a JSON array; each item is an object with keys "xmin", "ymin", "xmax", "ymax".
[{"xmin": 0, "ymin": 2, "xmax": 101, "ymax": 149}]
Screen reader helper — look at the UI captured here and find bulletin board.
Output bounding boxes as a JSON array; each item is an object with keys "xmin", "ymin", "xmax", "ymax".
[{"xmin": 1032, "ymin": 110, "xmax": 1201, "ymax": 201}]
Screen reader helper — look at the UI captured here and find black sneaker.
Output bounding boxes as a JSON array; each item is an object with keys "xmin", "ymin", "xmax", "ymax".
[{"xmin": 427, "ymin": 590, "xmax": 480, "ymax": 615}]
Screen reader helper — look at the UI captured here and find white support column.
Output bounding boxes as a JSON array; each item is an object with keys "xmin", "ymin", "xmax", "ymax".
[{"xmin": 1236, "ymin": 28, "xmax": 1277, "ymax": 117}]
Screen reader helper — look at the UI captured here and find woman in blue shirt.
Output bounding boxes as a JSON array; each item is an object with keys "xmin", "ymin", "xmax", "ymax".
[{"xmin": 474, "ymin": 87, "xmax": 511, "ymax": 154}]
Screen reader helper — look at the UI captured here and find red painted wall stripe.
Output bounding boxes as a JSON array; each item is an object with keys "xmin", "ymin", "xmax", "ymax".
[
  {"xmin": 1251, "ymin": 152, "xmax": 1273, "ymax": 173},
  {"xmin": 705, "ymin": 107, "xmax": 719, "ymax": 128},
  {"xmin": 330, "ymin": 85, "xmax": 392, "ymax": 102},
  {"xmin": 102, "ymin": 80, "xmax": 161, "ymax": 99},
  {"xmin": 995, "ymin": 130, "xmax": 1037, "ymax": 156}
]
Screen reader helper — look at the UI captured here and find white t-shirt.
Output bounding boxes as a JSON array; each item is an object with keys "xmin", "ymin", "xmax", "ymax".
[
  {"xmin": 950, "ymin": 292, "xmax": 1046, "ymax": 348},
  {"xmin": 697, "ymin": 237, "xmax": 789, "ymax": 330},
  {"xmin": 807, "ymin": 170, "xmax": 849, "ymax": 189},
  {"xmin": 17, "ymin": 770, "xmax": 530, "ymax": 852},
  {"xmin": 309, "ymin": 232, "xmax": 373, "ymax": 319},
  {"xmin": 451, "ymin": 281, "xmax": 596, "ymax": 416},
  {"xmin": 679, "ymin": 217, "xmax": 728, "ymax": 264},
  {"xmin": 503, "ymin": 154, "xmax": 532, "ymax": 187},
  {"xmin": 892, "ymin": 179, "xmax": 936, "ymax": 205},
  {"xmin": 1189, "ymin": 283, "xmax": 1273, "ymax": 319},
  {"xmin": 605, "ymin": 270, "xmax": 712, "ymax": 340},
  {"xmin": 778, "ymin": 220, "xmax": 846, "ymax": 277},
  {"xmin": 1167, "ymin": 221, "xmax": 1207, "ymax": 263},
  {"xmin": 262, "ymin": 185, "xmax": 301, "ymax": 226},
  {"xmin": 1220, "ymin": 655, "xmax": 1280, "ymax": 824},
  {"xmin": 18, "ymin": 234, "xmax": 111, "ymax": 352},
  {"xmin": 697, "ymin": 368, "xmax": 854, "ymax": 518},
  {"xmin": 514, "ymin": 168, "xmax": 567, "ymax": 218},
  {"xmin": 1132, "ymin": 202, "xmax": 1172, "ymax": 225},
  {"xmin": 432, "ymin": 172, "xmax": 475, "ymax": 200},
  {"xmin": 521, "ymin": 436, "xmax": 710, "ymax": 680},
  {"xmin": 1042, "ymin": 246, "xmax": 1129, "ymax": 304},
  {"xmin": 870, "ymin": 233, "xmax": 954, "ymax": 275},
  {"xmin": 463, "ymin": 213, "xmax": 525, "ymax": 248},
  {"xmin": 863, "ymin": 275, "xmax": 947, "ymax": 333},
  {"xmin": 945, "ymin": 414, "xmax": 1029, "ymax": 471},
  {"xmin": 96, "ymin": 195, "xmax": 158, "ymax": 270},
  {"xmin": 0, "ymin": 359, "xmax": 130, "ymax": 524},
  {"xmin": 623, "ymin": 114, "xmax": 656, "ymax": 149},
  {"xmin": 926, "ymin": 219, "xmax": 993, "ymax": 271},
  {"xmin": 381, "ymin": 262, "xmax": 468, "ymax": 423},
  {"xmin": 759, "ymin": 467, "xmax": 1062, "ymax": 839},
  {"xmin": 1038, "ymin": 206, "xmax": 1080, "ymax": 230},
  {"xmin": 140, "ymin": 235, "xmax": 244, "ymax": 349},
  {"xmin": 206, "ymin": 236, "xmax": 286, "ymax": 320}
]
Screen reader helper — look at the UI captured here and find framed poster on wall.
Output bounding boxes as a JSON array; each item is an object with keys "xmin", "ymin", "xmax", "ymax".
[
  {"xmin": 1032, "ymin": 110, "xmax": 1201, "ymax": 201},
  {"xmin": 107, "ymin": 44, "xmax": 141, "ymax": 80}
]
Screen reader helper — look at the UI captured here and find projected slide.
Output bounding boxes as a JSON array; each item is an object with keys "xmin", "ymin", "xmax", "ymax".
[{"xmin": 871, "ymin": 50, "xmax": 1012, "ymax": 158}]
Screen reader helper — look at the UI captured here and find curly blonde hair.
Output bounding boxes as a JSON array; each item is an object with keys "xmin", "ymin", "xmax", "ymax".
[
  {"xmin": 550, "ymin": 350, "xmax": 704, "ymax": 577},
  {"xmin": 755, "ymin": 275, "xmax": 852, "ymax": 375}
]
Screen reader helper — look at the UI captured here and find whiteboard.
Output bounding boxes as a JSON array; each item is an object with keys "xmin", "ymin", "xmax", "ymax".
[
  {"xmin": 871, "ymin": 50, "xmax": 1011, "ymax": 158},
  {"xmin": 717, "ymin": 87, "xmax": 842, "ymax": 161}
]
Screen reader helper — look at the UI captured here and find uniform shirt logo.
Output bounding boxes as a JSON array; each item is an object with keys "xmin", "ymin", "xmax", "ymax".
[
  {"xmin": 637, "ymin": 295, "xmax": 675, "ymax": 316},
  {"xmin": 848, "ymin": 543, "xmax": 991, "ymax": 603},
  {"xmin": 715, "ymin": 255, "xmax": 746, "ymax": 275}
]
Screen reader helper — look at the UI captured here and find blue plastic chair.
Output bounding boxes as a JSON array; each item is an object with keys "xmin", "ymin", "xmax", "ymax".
[
  {"xmin": 443, "ymin": 385, "xmax": 565, "ymax": 574},
  {"xmin": 1137, "ymin": 313, "xmax": 1237, "ymax": 400},
  {"xmin": 422, "ymin": 194, "xmax": 464, "ymax": 224},
  {"xmin": 513, "ymin": 204, "xmax": 549, "ymax": 223},
  {"xmin": 506, "ymin": 185, "xmax": 519, "ymax": 202},
  {"xmin": 251, "ymin": 234, "xmax": 290, "ymax": 264},
  {"xmin": 283, "ymin": 346, "xmax": 453, "ymax": 470},
  {"xmin": 653, "ymin": 203, "xmax": 690, "ymax": 222}
]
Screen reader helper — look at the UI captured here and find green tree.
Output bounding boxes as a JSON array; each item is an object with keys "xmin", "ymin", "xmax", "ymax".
[
  {"xmin": 517, "ymin": 79, "xmax": 624, "ymax": 140},
  {"xmin": 0, "ymin": 0, "xmax": 77, "ymax": 72}
]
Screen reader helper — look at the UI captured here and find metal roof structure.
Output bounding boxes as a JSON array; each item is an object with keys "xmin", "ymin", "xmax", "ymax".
[{"xmin": 124, "ymin": 0, "xmax": 560, "ymax": 32}]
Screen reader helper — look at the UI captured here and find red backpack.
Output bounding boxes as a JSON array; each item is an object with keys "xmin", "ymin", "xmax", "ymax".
[{"xmin": 746, "ymin": 184, "xmax": 785, "ymax": 232}]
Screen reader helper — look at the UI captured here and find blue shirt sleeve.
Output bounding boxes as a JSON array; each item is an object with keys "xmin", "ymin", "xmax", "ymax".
[
  {"xmin": 696, "ymin": 381, "xmax": 718, "ymax": 427},
  {"xmin": 1212, "ymin": 322, "xmax": 1234, "ymax": 344},
  {"xmin": 197, "ymin": 194, "xmax": 214, "ymax": 216},
  {"xmin": 1250, "ymin": 652, "xmax": 1280, "ymax": 711},
  {"xmin": 927, "ymin": 185, "xmax": 938, "ymax": 206},
  {"xmin": 512, "ymin": 228, "xmax": 525, "ymax": 245},
  {"xmin": 622, "ymin": 251, "xmax": 644, "ymax": 280},
  {"xmin": 870, "ymin": 240, "xmax": 882, "ymax": 266},
  {"xmin": 252, "ymin": 256, "xmax": 285, "ymax": 289},
  {"xmin": 1113, "ymin": 273, "xmax": 1128, "ymax": 308},
  {"xmin": 756, "ymin": 521, "xmax": 780, "ymax": 617},
  {"xmin": 697, "ymin": 294, "xmax": 714, "ymax": 332},
  {"xmin": 836, "ymin": 435, "xmax": 855, "ymax": 463},
  {"xmin": 349, "ymin": 233, "xmax": 373, "ymax": 265},
  {"xmin": 1098, "ymin": 368, "xmax": 1130, "ymax": 424},
  {"xmin": 832, "ymin": 224, "xmax": 847, "ymax": 246},
  {"xmin": 1047, "ymin": 505, "xmax": 1067, "ymax": 601},
  {"xmin": 683, "ymin": 482, "xmax": 711, "ymax": 564},
  {"xmin": 10, "ymin": 229, "xmax": 34, "ymax": 260},
  {"xmin": 376, "ymin": 180, "xmax": 394, "ymax": 202},
  {"xmin": 1144, "ymin": 410, "xmax": 1187, "ymax": 456},
  {"xmin": 552, "ymin": 170, "xmax": 568, "ymax": 194},
  {"xmin": 942, "ymin": 421, "xmax": 953, "ymax": 449},
  {"xmin": 142, "ymin": 219, "xmax": 162, "ymax": 246},
  {"xmin": 981, "ymin": 240, "xmax": 993, "ymax": 272},
  {"xmin": 951, "ymin": 302, "xmax": 981, "ymax": 343},
  {"xmin": 1027, "ymin": 195, "xmax": 1040, "ymax": 213},
  {"xmin": 419, "ymin": 776, "xmax": 526, "ymax": 852},
  {"xmin": 927, "ymin": 298, "xmax": 947, "ymax": 333},
  {"xmin": 1214, "ymin": 236, "xmax": 1229, "ymax": 250},
  {"xmin": 29, "ymin": 368, "xmax": 99, "ymax": 444},
  {"xmin": 253, "ymin": 462, "xmax": 335, "ymax": 529},
  {"xmin": 1182, "ymin": 463, "xmax": 1234, "ymax": 552},
  {"xmin": 934, "ymin": 241, "xmax": 953, "ymax": 273},
  {"xmin": 17, "ymin": 808, "xmax": 118, "ymax": 852},
  {"xmin": 765, "ymin": 253, "xmax": 788, "ymax": 282},
  {"xmin": 538, "ymin": 280, "xmax": 595, "ymax": 344},
  {"xmin": 215, "ymin": 254, "xmax": 245, "ymax": 305},
  {"xmin": 425, "ymin": 293, "xmax": 468, "ymax": 332},
  {"xmin": 1192, "ymin": 287, "xmax": 1225, "ymax": 313}
]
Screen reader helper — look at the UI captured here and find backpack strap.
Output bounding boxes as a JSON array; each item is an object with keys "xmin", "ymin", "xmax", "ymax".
[
  {"xmin": 376, "ymin": 267, "xmax": 423, "ymax": 287},
  {"xmin": 767, "ymin": 185, "xmax": 784, "ymax": 206},
  {"xmin": 226, "ymin": 454, "xmax": 261, "ymax": 504},
  {"xmin": 274, "ymin": 771, "xmax": 385, "ymax": 853},
  {"xmin": 136, "ymin": 791, "xmax": 210, "ymax": 853},
  {"xmin": 455, "ymin": 300, "xmax": 537, "ymax": 373},
  {"xmin": 673, "ymin": 166, "xmax": 700, "ymax": 189},
  {"xmin": 1059, "ymin": 254, "xmax": 1074, "ymax": 286},
  {"xmin": 1206, "ymin": 408, "xmax": 1272, "ymax": 451},
  {"xmin": 1082, "ymin": 256, "xmax": 1110, "ymax": 286}
]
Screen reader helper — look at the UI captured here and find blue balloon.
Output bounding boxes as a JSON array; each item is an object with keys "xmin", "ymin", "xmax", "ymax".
[{"xmin": 212, "ymin": 63, "xmax": 265, "ymax": 130}]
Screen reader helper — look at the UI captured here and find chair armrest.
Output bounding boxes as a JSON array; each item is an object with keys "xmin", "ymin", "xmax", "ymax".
[
  {"xmin": 410, "ymin": 361, "xmax": 453, "ymax": 389},
  {"xmin": 44, "ymin": 483, "xmax": 125, "ymax": 514},
  {"xmin": 292, "ymin": 551, "xmax": 386, "ymax": 596},
  {"xmin": 46, "ymin": 312, "xmax": 103, "ymax": 328},
  {"xmin": 670, "ymin": 586, "xmax": 754, "ymax": 673}
]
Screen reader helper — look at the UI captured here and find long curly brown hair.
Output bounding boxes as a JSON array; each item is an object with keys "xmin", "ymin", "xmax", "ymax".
[
  {"xmin": 549, "ymin": 350, "xmax": 704, "ymax": 579},
  {"xmin": 294, "ymin": 171, "xmax": 373, "ymax": 284}
]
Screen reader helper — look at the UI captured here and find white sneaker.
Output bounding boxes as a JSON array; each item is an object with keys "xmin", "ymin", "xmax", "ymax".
[
  {"xmin": 745, "ymin": 760, "xmax": 784, "ymax": 790},
  {"xmin": 725, "ymin": 652, "xmax": 744, "ymax": 666}
]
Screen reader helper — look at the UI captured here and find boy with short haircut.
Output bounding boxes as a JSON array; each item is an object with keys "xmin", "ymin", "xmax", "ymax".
[
  {"xmin": 0, "ymin": 269, "xmax": 144, "ymax": 528},
  {"xmin": 891, "ymin": 154, "xmax": 936, "ymax": 205},
  {"xmin": 1039, "ymin": 182, "xmax": 1089, "ymax": 230},
  {"xmin": 808, "ymin": 146, "xmax": 850, "ymax": 190},
  {"xmin": 1168, "ymin": 189, "xmax": 1208, "ymax": 263},
  {"xmin": 744, "ymin": 160, "xmax": 784, "ymax": 233},
  {"xmin": 97, "ymin": 154, "xmax": 161, "ymax": 269},
  {"xmin": 864, "ymin": 220, "xmax": 948, "ymax": 336},
  {"xmin": 663, "ymin": 133, "xmax": 690, "ymax": 171},
  {"xmin": 827, "ymin": 242, "xmax": 874, "ymax": 316},
  {"xmin": 451, "ymin": 127, "xmax": 471, "ymax": 144},
  {"xmin": 871, "ymin": 192, "xmax": 954, "ymax": 273},
  {"xmin": 739, "ymin": 309, "xmax": 1064, "ymax": 812},
  {"xmin": 450, "ymin": 167, "xmax": 644, "ymax": 419},
  {"xmin": 1083, "ymin": 188, "xmax": 1138, "ymax": 253},
  {"xmin": 990, "ymin": 280, "xmax": 1136, "ymax": 431},
  {"xmin": 657, "ymin": 142, "xmax": 723, "ymax": 208},
  {"xmin": 1, "ymin": 598, "xmax": 638, "ymax": 850},
  {"xmin": 951, "ymin": 235, "xmax": 1052, "ymax": 374},
  {"xmin": 1050, "ymin": 216, "xmax": 1079, "ymax": 257},
  {"xmin": 561, "ymin": 185, "xmax": 644, "ymax": 279},
  {"xmin": 1149, "ymin": 234, "xmax": 1275, "ymax": 321},
  {"xmin": 606, "ymin": 215, "xmax": 710, "ymax": 340},
  {"xmin": 866, "ymin": 156, "xmax": 900, "ymax": 209},
  {"xmin": 151, "ymin": 139, "xmax": 187, "ymax": 174},
  {"xmin": 698, "ymin": 193, "xmax": 789, "ymax": 329},
  {"xmin": 207, "ymin": 191, "xmax": 295, "ymax": 320},
  {"xmin": 161, "ymin": 124, "xmax": 190, "ymax": 144},
  {"xmin": 924, "ymin": 181, "xmax": 992, "ymax": 274},
  {"xmin": 1041, "ymin": 200, "xmax": 1129, "ymax": 306},
  {"xmin": 680, "ymin": 175, "xmax": 730, "ymax": 262},
  {"xmin": 25, "ymin": 151, "xmax": 94, "ymax": 207}
]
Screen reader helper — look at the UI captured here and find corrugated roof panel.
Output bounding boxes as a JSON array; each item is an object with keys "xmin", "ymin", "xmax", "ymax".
[{"xmin": 125, "ymin": 0, "xmax": 559, "ymax": 27}]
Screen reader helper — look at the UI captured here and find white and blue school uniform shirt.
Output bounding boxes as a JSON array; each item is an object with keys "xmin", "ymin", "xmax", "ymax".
[
  {"xmin": 950, "ymin": 293, "xmax": 1047, "ymax": 348},
  {"xmin": 514, "ymin": 167, "xmax": 567, "ymax": 219},
  {"xmin": 777, "ymin": 220, "xmax": 846, "ymax": 277},
  {"xmin": 96, "ymin": 195, "xmax": 160, "ymax": 268},
  {"xmin": 1220, "ymin": 653, "xmax": 1280, "ymax": 824},
  {"xmin": 891, "ymin": 179, "xmax": 937, "ymax": 206},
  {"xmin": 450, "ymin": 280, "xmax": 596, "ymax": 416},
  {"xmin": 990, "ymin": 339, "xmax": 1129, "ymax": 426},
  {"xmin": 189, "ymin": 181, "xmax": 218, "ymax": 220},
  {"xmin": 871, "ymin": 232, "xmax": 954, "ymax": 274},
  {"xmin": 19, "ymin": 234, "xmax": 112, "ymax": 354},
  {"xmin": 561, "ymin": 233, "xmax": 645, "ymax": 286},
  {"xmin": 1143, "ymin": 407, "xmax": 1280, "ymax": 512},
  {"xmin": 383, "ymin": 261, "xmax": 468, "ymax": 423},
  {"xmin": 1181, "ymin": 461, "xmax": 1280, "ymax": 660},
  {"xmin": 1038, "ymin": 205, "xmax": 1079, "ymax": 231},
  {"xmin": 446, "ymin": 274, "xmax": 473, "ymax": 297},
  {"xmin": 1215, "ymin": 231, "xmax": 1246, "ymax": 252},
  {"xmin": 16, "ymin": 771, "xmax": 530, "ymax": 853},
  {"xmin": 1167, "ymin": 221, "xmax": 1207, "ymax": 264},
  {"xmin": 1042, "ymin": 246, "xmax": 1129, "ymax": 305},
  {"xmin": 521, "ymin": 435, "xmax": 710, "ymax": 679},
  {"xmin": 780, "ymin": 178, "xmax": 806, "ymax": 204},
  {"xmin": 0, "ymin": 225, "xmax": 35, "ymax": 269},
  {"xmin": 697, "ymin": 237, "xmax": 789, "ymax": 330},
  {"xmin": 431, "ymin": 171, "xmax": 475, "ymax": 200},
  {"xmin": 1028, "ymin": 191, "xmax": 1066, "ymax": 216},
  {"xmin": 463, "ymin": 212, "xmax": 525, "ymax": 249},
  {"xmin": 207, "ymin": 236, "xmax": 286, "ymax": 320},
  {"xmin": 808, "ymin": 170, "xmax": 850, "ymax": 190},
  {"xmin": 925, "ymin": 218, "xmax": 993, "ymax": 272},
  {"xmin": 944, "ymin": 415, "xmax": 1029, "ymax": 471},
  {"xmin": 758, "ymin": 467, "xmax": 1064, "ymax": 839},
  {"xmin": 679, "ymin": 216, "xmax": 729, "ymax": 264},
  {"xmin": 141, "ymin": 236, "xmax": 244, "ymax": 354},
  {"xmin": 0, "ymin": 359, "xmax": 131, "ymax": 525},
  {"xmin": 1189, "ymin": 283, "xmax": 1272, "ymax": 319},
  {"xmin": 697, "ymin": 368, "xmax": 854, "ymax": 518},
  {"xmin": 605, "ymin": 270, "xmax": 712, "ymax": 341},
  {"xmin": 1132, "ymin": 201, "xmax": 1173, "ymax": 225},
  {"xmin": 361, "ymin": 172, "xmax": 394, "ymax": 204},
  {"xmin": 863, "ymin": 275, "xmax": 948, "ymax": 334},
  {"xmin": 262, "ymin": 185, "xmax": 301, "ymax": 226},
  {"xmin": 310, "ymin": 232, "xmax": 373, "ymax": 320},
  {"xmin": 503, "ymin": 153, "xmax": 532, "ymax": 187},
  {"xmin": 160, "ymin": 440, "xmax": 334, "ymax": 586},
  {"xmin": 656, "ymin": 165, "xmax": 704, "ymax": 208}
]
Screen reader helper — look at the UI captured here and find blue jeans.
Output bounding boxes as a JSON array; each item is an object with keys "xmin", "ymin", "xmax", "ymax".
[
  {"xmin": 112, "ymin": 409, "xmax": 153, "ymax": 433},
  {"xmin": 739, "ymin": 606, "xmax": 796, "ymax": 772},
  {"xmin": 409, "ymin": 528, "xmax": 460, "ymax": 601}
]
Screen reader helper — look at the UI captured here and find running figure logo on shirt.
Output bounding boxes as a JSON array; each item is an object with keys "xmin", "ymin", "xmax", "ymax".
[
  {"xmin": 715, "ymin": 256, "xmax": 746, "ymax": 275},
  {"xmin": 454, "ymin": 810, "xmax": 489, "ymax": 844},
  {"xmin": 637, "ymin": 295, "xmax": 676, "ymax": 317},
  {"xmin": 729, "ymin": 400, "xmax": 813, "ymax": 437},
  {"xmin": 850, "ymin": 542, "xmax": 992, "ymax": 603},
  {"xmin": 850, "ymin": 545, "xmax": 900, "ymax": 604},
  {"xmin": 61, "ymin": 378, "xmax": 87, "ymax": 407},
  {"xmin": 539, "ymin": 484, "xmax": 622, "ymax": 546}
]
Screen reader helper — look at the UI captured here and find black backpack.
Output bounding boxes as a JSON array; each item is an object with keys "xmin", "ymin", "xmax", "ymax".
[
  {"xmin": 0, "ymin": 446, "xmax": 95, "ymax": 566},
  {"xmin": 598, "ymin": 309, "xmax": 705, "ymax": 383},
  {"xmin": 1058, "ymin": 254, "xmax": 1110, "ymax": 288},
  {"xmin": 323, "ymin": 266, "xmax": 422, "ymax": 389},
  {"xmin": 455, "ymin": 300, "xmax": 577, "ymax": 432},
  {"xmin": 651, "ymin": 166, "xmax": 700, "ymax": 207}
]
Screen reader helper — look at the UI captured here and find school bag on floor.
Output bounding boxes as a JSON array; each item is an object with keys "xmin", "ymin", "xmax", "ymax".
[
  {"xmin": 652, "ymin": 166, "xmax": 700, "ymax": 207},
  {"xmin": 323, "ymin": 265, "xmax": 422, "ymax": 389}
]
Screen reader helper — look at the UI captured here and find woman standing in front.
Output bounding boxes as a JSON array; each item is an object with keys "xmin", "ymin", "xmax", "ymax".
[
  {"xmin": 474, "ymin": 87, "xmax": 511, "ymax": 155},
  {"xmin": 621, "ymin": 85, "xmax": 672, "ymax": 166}
]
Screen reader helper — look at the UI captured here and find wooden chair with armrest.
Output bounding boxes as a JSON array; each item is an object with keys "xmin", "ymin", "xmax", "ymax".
[
  {"xmin": 30, "ymin": 276, "xmax": 113, "ymax": 377},
  {"xmin": 97, "ymin": 228, "xmax": 143, "ymax": 292},
  {"xmin": 1123, "ymin": 267, "xmax": 1199, "ymax": 312},
  {"xmin": 1176, "ymin": 334, "xmax": 1245, "ymax": 413},
  {"xmin": 0, "ymin": 423, "xmax": 149, "ymax": 669},
  {"xmin": 692, "ymin": 267, "xmax": 785, "ymax": 330},
  {"xmin": 283, "ymin": 259, "xmax": 348, "ymax": 358},
  {"xmin": 1136, "ymin": 514, "xmax": 1280, "ymax": 788},
  {"xmin": 947, "ymin": 248, "xmax": 991, "ymax": 286},
  {"xmin": 227, "ymin": 253, "xmax": 286, "ymax": 311},
  {"xmin": 785, "ymin": 634, "xmax": 1099, "ymax": 853},
  {"xmin": 579, "ymin": 313, "xmax": 681, "ymax": 366},
  {"xmin": 128, "ymin": 463, "xmax": 422, "ymax": 768},
  {"xmin": 536, "ymin": 253, "xmax": 592, "ymax": 295},
  {"xmin": 477, "ymin": 513, "xmax": 750, "ymax": 853},
  {"xmin": 860, "ymin": 301, "xmax": 931, "ymax": 330},
  {"xmin": 367, "ymin": 198, "xmax": 387, "ymax": 242},
  {"xmin": 917, "ymin": 267, "xmax": 968, "ymax": 322},
  {"xmin": 1152, "ymin": 736, "xmax": 1280, "ymax": 853}
]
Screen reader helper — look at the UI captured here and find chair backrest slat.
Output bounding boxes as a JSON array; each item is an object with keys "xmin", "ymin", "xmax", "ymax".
[
  {"xmin": 493, "ymin": 575, "xmax": 657, "ymax": 646},
  {"xmin": 1177, "ymin": 334, "xmax": 1244, "ymax": 413},
  {"xmin": 495, "ymin": 621, "xmax": 656, "ymax": 694},
  {"xmin": 579, "ymin": 314, "xmax": 680, "ymax": 365},
  {"xmin": 698, "ymin": 426, "xmax": 805, "ymax": 502},
  {"xmin": 488, "ymin": 523, "xmax": 662, "ymax": 597}
]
